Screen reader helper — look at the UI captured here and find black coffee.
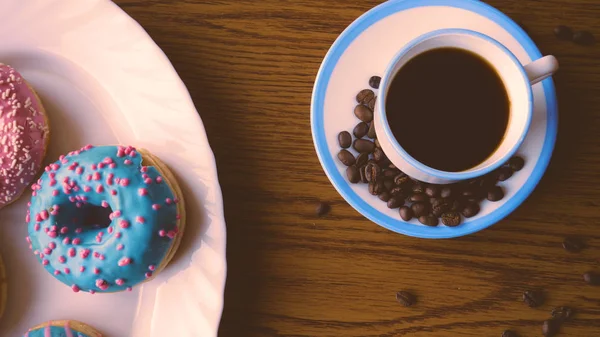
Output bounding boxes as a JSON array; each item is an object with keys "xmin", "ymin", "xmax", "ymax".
[{"xmin": 386, "ymin": 47, "xmax": 509, "ymax": 172}]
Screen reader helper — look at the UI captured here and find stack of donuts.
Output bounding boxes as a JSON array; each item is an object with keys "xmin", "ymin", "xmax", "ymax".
[{"xmin": 0, "ymin": 64, "xmax": 186, "ymax": 336}]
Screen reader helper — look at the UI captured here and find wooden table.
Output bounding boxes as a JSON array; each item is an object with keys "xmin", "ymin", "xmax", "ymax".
[{"xmin": 116, "ymin": 1, "xmax": 600, "ymax": 336}]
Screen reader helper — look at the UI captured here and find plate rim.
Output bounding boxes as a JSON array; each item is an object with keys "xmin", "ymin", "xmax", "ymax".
[{"xmin": 310, "ymin": 0, "xmax": 558, "ymax": 239}]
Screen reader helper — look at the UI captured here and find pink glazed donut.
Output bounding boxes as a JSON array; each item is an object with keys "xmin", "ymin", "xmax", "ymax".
[{"xmin": 0, "ymin": 64, "xmax": 50, "ymax": 209}]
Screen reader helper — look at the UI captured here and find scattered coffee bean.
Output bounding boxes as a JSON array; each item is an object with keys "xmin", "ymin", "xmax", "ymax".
[
  {"xmin": 365, "ymin": 162, "xmax": 382, "ymax": 182},
  {"xmin": 419, "ymin": 215, "xmax": 438, "ymax": 227},
  {"xmin": 356, "ymin": 152, "xmax": 369, "ymax": 167},
  {"xmin": 373, "ymin": 148, "xmax": 385, "ymax": 162},
  {"xmin": 501, "ymin": 330, "xmax": 519, "ymax": 337},
  {"xmin": 346, "ymin": 166, "xmax": 360, "ymax": 183},
  {"xmin": 389, "ymin": 186, "xmax": 405, "ymax": 197},
  {"xmin": 425, "ymin": 185, "xmax": 440, "ymax": 198},
  {"xmin": 353, "ymin": 122, "xmax": 369, "ymax": 138},
  {"xmin": 374, "ymin": 138, "xmax": 381, "ymax": 148},
  {"xmin": 461, "ymin": 202, "xmax": 480, "ymax": 218},
  {"xmin": 337, "ymin": 149, "xmax": 356, "ymax": 166},
  {"xmin": 353, "ymin": 139, "xmax": 376, "ymax": 153},
  {"xmin": 359, "ymin": 165, "xmax": 368, "ymax": 183},
  {"xmin": 583, "ymin": 271, "xmax": 600, "ymax": 285},
  {"xmin": 338, "ymin": 131, "xmax": 352, "ymax": 149},
  {"xmin": 542, "ymin": 319, "xmax": 561, "ymax": 337},
  {"xmin": 551, "ymin": 306, "xmax": 574, "ymax": 321},
  {"xmin": 354, "ymin": 104, "xmax": 374, "ymax": 123},
  {"xmin": 395, "ymin": 290, "xmax": 416, "ymax": 307},
  {"xmin": 412, "ymin": 202, "xmax": 430, "ymax": 218},
  {"xmin": 450, "ymin": 198, "xmax": 464, "ymax": 212},
  {"xmin": 387, "ymin": 197, "xmax": 403, "ymax": 209},
  {"xmin": 383, "ymin": 179, "xmax": 394, "ymax": 191},
  {"xmin": 432, "ymin": 200, "xmax": 451, "ymax": 217},
  {"xmin": 369, "ymin": 180, "xmax": 384, "ymax": 196},
  {"xmin": 508, "ymin": 156, "xmax": 525, "ymax": 171},
  {"xmin": 461, "ymin": 185, "xmax": 481, "ymax": 199},
  {"xmin": 411, "ymin": 182, "xmax": 425, "ymax": 194},
  {"xmin": 367, "ymin": 122, "xmax": 377, "ymax": 139},
  {"xmin": 315, "ymin": 202, "xmax": 330, "ymax": 217},
  {"xmin": 523, "ymin": 290, "xmax": 545, "ymax": 307},
  {"xmin": 394, "ymin": 174, "xmax": 410, "ymax": 186},
  {"xmin": 562, "ymin": 237, "xmax": 585, "ymax": 253},
  {"xmin": 367, "ymin": 96, "xmax": 376, "ymax": 111},
  {"xmin": 441, "ymin": 212, "xmax": 461, "ymax": 227},
  {"xmin": 369, "ymin": 76, "xmax": 381, "ymax": 89},
  {"xmin": 399, "ymin": 206, "xmax": 413, "ymax": 221},
  {"xmin": 383, "ymin": 169, "xmax": 397, "ymax": 178},
  {"xmin": 554, "ymin": 25, "xmax": 573, "ymax": 40},
  {"xmin": 409, "ymin": 193, "xmax": 429, "ymax": 203},
  {"xmin": 573, "ymin": 30, "xmax": 595, "ymax": 46},
  {"xmin": 356, "ymin": 89, "xmax": 375, "ymax": 104},
  {"xmin": 440, "ymin": 186, "xmax": 453, "ymax": 198},
  {"xmin": 497, "ymin": 167, "xmax": 513, "ymax": 181},
  {"xmin": 487, "ymin": 186, "xmax": 504, "ymax": 202},
  {"xmin": 379, "ymin": 191, "xmax": 391, "ymax": 202}
]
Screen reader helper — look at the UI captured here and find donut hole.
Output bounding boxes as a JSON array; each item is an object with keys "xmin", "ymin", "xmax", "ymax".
[{"xmin": 80, "ymin": 204, "xmax": 112, "ymax": 230}]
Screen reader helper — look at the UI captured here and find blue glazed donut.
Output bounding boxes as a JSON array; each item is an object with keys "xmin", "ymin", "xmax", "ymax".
[{"xmin": 26, "ymin": 145, "xmax": 185, "ymax": 293}]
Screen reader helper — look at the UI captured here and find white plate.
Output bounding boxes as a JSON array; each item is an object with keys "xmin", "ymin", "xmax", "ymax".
[
  {"xmin": 311, "ymin": 0, "xmax": 558, "ymax": 238},
  {"xmin": 0, "ymin": 0, "xmax": 227, "ymax": 336}
]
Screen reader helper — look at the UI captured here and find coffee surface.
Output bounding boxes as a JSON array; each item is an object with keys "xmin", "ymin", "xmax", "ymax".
[{"xmin": 386, "ymin": 47, "xmax": 510, "ymax": 172}]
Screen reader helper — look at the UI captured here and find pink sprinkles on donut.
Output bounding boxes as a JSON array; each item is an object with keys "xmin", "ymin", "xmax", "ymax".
[{"xmin": 26, "ymin": 145, "xmax": 181, "ymax": 293}]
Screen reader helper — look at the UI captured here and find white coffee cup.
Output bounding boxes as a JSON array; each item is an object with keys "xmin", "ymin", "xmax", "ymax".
[{"xmin": 374, "ymin": 28, "xmax": 558, "ymax": 184}]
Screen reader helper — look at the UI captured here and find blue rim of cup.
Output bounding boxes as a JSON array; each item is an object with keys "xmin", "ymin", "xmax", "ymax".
[
  {"xmin": 377, "ymin": 28, "xmax": 534, "ymax": 182},
  {"xmin": 310, "ymin": 0, "xmax": 558, "ymax": 239}
]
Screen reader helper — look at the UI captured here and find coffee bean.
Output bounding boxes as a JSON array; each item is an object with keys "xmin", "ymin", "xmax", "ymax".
[
  {"xmin": 383, "ymin": 179, "xmax": 395, "ymax": 191},
  {"xmin": 379, "ymin": 191, "xmax": 391, "ymax": 202},
  {"xmin": 337, "ymin": 149, "xmax": 356, "ymax": 166},
  {"xmin": 412, "ymin": 181, "xmax": 425, "ymax": 194},
  {"xmin": 450, "ymin": 198, "xmax": 464, "ymax": 212},
  {"xmin": 440, "ymin": 186, "xmax": 453, "ymax": 198},
  {"xmin": 424, "ymin": 185, "xmax": 440, "ymax": 197},
  {"xmin": 394, "ymin": 174, "xmax": 411, "ymax": 186},
  {"xmin": 542, "ymin": 319, "xmax": 561, "ymax": 337},
  {"xmin": 441, "ymin": 212, "xmax": 461, "ymax": 227},
  {"xmin": 367, "ymin": 96, "xmax": 377, "ymax": 111},
  {"xmin": 573, "ymin": 31, "xmax": 595, "ymax": 45},
  {"xmin": 356, "ymin": 89, "xmax": 375, "ymax": 104},
  {"xmin": 497, "ymin": 167, "xmax": 513, "ymax": 181},
  {"xmin": 583, "ymin": 271, "xmax": 600, "ymax": 285},
  {"xmin": 354, "ymin": 104, "xmax": 374, "ymax": 123},
  {"xmin": 399, "ymin": 206, "xmax": 413, "ymax": 221},
  {"xmin": 461, "ymin": 202, "xmax": 480, "ymax": 218},
  {"xmin": 562, "ymin": 237, "xmax": 585, "ymax": 253},
  {"xmin": 418, "ymin": 215, "xmax": 438, "ymax": 227},
  {"xmin": 395, "ymin": 290, "xmax": 416, "ymax": 307},
  {"xmin": 365, "ymin": 162, "xmax": 382, "ymax": 182},
  {"xmin": 353, "ymin": 139, "xmax": 375, "ymax": 153},
  {"xmin": 353, "ymin": 122, "xmax": 369, "ymax": 138},
  {"xmin": 523, "ymin": 290, "xmax": 545, "ymax": 307},
  {"xmin": 369, "ymin": 180, "xmax": 384, "ymax": 196},
  {"xmin": 432, "ymin": 201, "xmax": 451, "ymax": 217},
  {"xmin": 374, "ymin": 138, "xmax": 381, "ymax": 148},
  {"xmin": 356, "ymin": 153, "xmax": 369, "ymax": 167},
  {"xmin": 315, "ymin": 202, "xmax": 330, "ymax": 217},
  {"xmin": 409, "ymin": 193, "xmax": 429, "ymax": 203},
  {"xmin": 387, "ymin": 197, "xmax": 403, "ymax": 209},
  {"xmin": 388, "ymin": 163, "xmax": 397, "ymax": 170},
  {"xmin": 359, "ymin": 165, "xmax": 368, "ymax": 183},
  {"xmin": 346, "ymin": 166, "xmax": 360, "ymax": 183},
  {"xmin": 554, "ymin": 25, "xmax": 573, "ymax": 40},
  {"xmin": 373, "ymin": 148, "xmax": 385, "ymax": 162},
  {"xmin": 501, "ymin": 330, "xmax": 519, "ymax": 337},
  {"xmin": 338, "ymin": 131, "xmax": 352, "ymax": 149},
  {"xmin": 508, "ymin": 156, "xmax": 525, "ymax": 171},
  {"xmin": 369, "ymin": 76, "xmax": 381, "ymax": 89},
  {"xmin": 411, "ymin": 202, "xmax": 430, "ymax": 217},
  {"xmin": 551, "ymin": 306, "xmax": 574, "ymax": 321},
  {"xmin": 389, "ymin": 186, "xmax": 405, "ymax": 197},
  {"xmin": 368, "ymin": 122, "xmax": 377, "ymax": 139},
  {"xmin": 383, "ymin": 169, "xmax": 397, "ymax": 178},
  {"xmin": 487, "ymin": 186, "xmax": 504, "ymax": 202}
]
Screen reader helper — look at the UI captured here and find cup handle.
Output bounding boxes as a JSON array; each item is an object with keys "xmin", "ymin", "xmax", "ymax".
[{"xmin": 523, "ymin": 55, "xmax": 559, "ymax": 85}]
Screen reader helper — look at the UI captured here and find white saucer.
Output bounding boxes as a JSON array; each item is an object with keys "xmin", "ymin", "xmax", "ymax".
[{"xmin": 311, "ymin": 0, "xmax": 558, "ymax": 239}]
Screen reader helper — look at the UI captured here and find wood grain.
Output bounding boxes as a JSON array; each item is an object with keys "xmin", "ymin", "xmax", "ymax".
[{"xmin": 114, "ymin": 1, "xmax": 600, "ymax": 336}]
